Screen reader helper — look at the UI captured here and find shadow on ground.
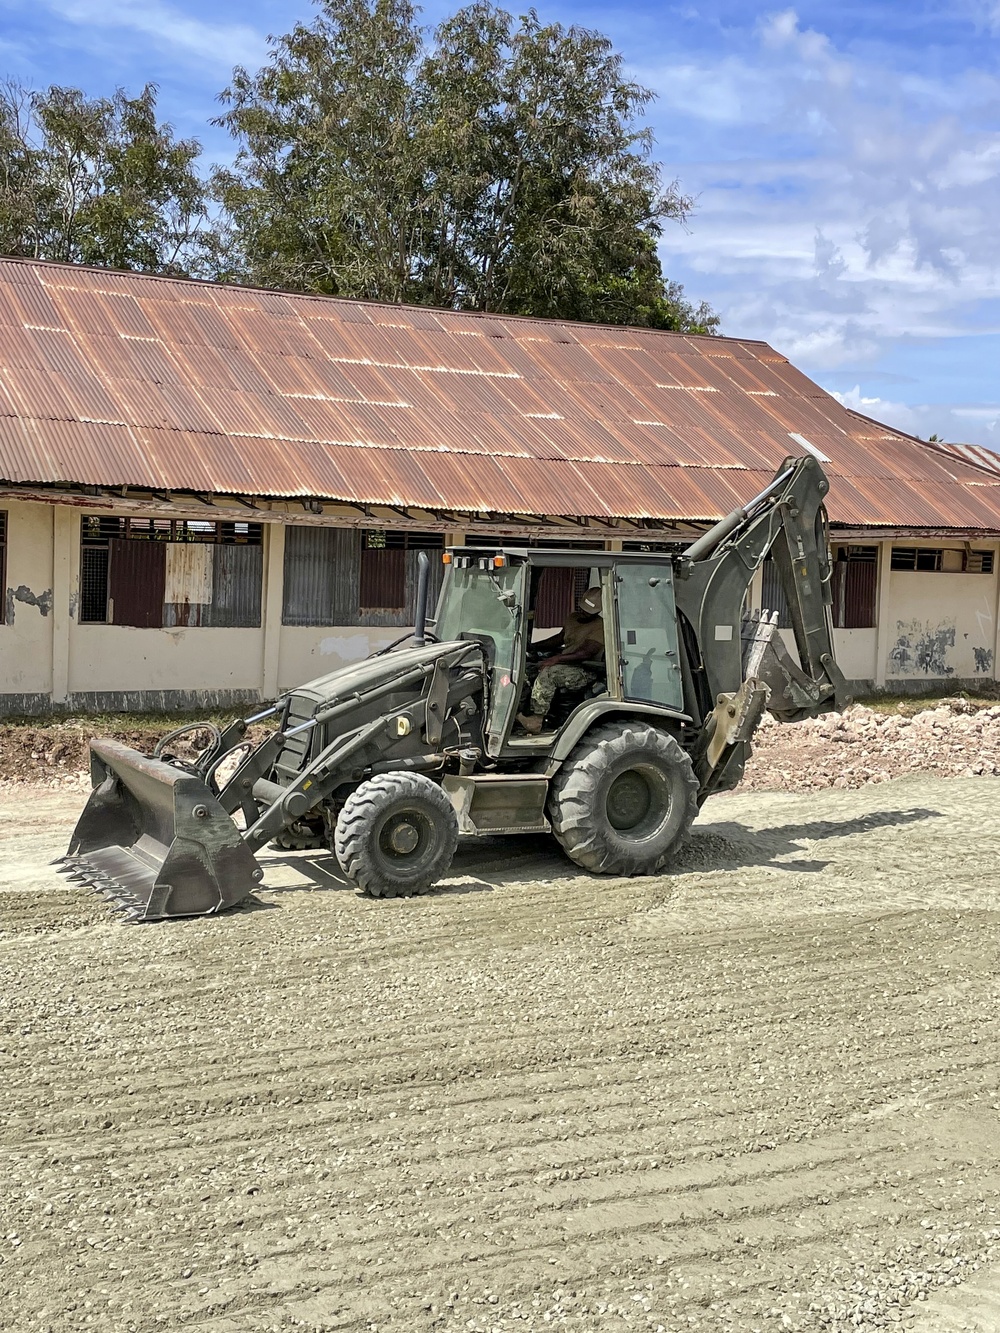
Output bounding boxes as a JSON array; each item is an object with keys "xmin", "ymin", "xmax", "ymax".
[
  {"xmin": 254, "ymin": 806, "xmax": 942, "ymax": 901},
  {"xmin": 675, "ymin": 806, "xmax": 941, "ymax": 875}
]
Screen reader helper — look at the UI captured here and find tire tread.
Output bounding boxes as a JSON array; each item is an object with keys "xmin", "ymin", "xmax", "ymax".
[
  {"xmin": 549, "ymin": 722, "xmax": 698, "ymax": 876},
  {"xmin": 334, "ymin": 772, "xmax": 458, "ymax": 897}
]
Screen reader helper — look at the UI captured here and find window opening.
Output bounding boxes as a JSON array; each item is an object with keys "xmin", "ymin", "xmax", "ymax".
[
  {"xmin": 891, "ymin": 546, "xmax": 994, "ymax": 574},
  {"xmin": 80, "ymin": 516, "xmax": 263, "ymax": 627},
  {"xmin": 283, "ymin": 528, "xmax": 445, "ymax": 628},
  {"xmin": 359, "ymin": 530, "xmax": 444, "ymax": 612},
  {"xmin": 832, "ymin": 545, "xmax": 878, "ymax": 629}
]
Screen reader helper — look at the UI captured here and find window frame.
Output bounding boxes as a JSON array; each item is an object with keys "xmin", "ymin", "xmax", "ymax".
[
  {"xmin": 831, "ymin": 544, "xmax": 878, "ymax": 630},
  {"xmin": 890, "ymin": 546, "xmax": 995, "ymax": 574},
  {"xmin": 79, "ymin": 515, "xmax": 263, "ymax": 627}
]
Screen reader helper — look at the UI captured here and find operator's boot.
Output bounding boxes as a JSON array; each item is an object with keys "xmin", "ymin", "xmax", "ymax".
[{"xmin": 516, "ymin": 713, "xmax": 545, "ymax": 735}]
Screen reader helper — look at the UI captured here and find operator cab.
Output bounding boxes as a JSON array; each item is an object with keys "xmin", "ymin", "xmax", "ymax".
[{"xmin": 431, "ymin": 547, "xmax": 686, "ymax": 756}]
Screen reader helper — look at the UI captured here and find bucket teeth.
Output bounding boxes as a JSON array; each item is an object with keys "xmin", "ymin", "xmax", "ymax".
[{"xmin": 59, "ymin": 856, "xmax": 141, "ymax": 918}]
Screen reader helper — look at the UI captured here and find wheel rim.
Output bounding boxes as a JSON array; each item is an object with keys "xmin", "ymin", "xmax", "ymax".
[
  {"xmin": 374, "ymin": 806, "xmax": 437, "ymax": 880},
  {"xmin": 606, "ymin": 764, "xmax": 672, "ymax": 839}
]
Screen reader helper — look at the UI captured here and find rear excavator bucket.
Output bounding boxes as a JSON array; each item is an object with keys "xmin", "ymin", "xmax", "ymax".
[
  {"xmin": 56, "ymin": 739, "xmax": 262, "ymax": 922},
  {"xmin": 754, "ymin": 632, "xmax": 845, "ymax": 721}
]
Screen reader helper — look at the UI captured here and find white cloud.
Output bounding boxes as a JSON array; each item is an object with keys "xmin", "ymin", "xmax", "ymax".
[
  {"xmin": 651, "ymin": 58, "xmax": 778, "ymax": 124},
  {"xmin": 647, "ymin": 9, "xmax": 1000, "ymax": 388},
  {"xmin": 44, "ymin": 0, "xmax": 266, "ymax": 70},
  {"xmin": 757, "ymin": 7, "xmax": 849, "ymax": 83},
  {"xmin": 961, "ymin": 1, "xmax": 1000, "ymax": 35},
  {"xmin": 830, "ymin": 386, "xmax": 1000, "ymax": 449}
]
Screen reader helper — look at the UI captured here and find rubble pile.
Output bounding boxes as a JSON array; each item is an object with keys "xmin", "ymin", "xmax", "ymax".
[
  {"xmin": 3, "ymin": 699, "xmax": 1000, "ymax": 795},
  {"xmin": 746, "ymin": 697, "xmax": 1000, "ymax": 791}
]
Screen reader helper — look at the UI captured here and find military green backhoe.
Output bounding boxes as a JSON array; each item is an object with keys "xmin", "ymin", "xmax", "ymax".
[{"xmin": 58, "ymin": 455, "xmax": 849, "ymax": 920}]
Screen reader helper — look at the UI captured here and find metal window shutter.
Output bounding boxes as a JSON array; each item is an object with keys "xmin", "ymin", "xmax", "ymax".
[{"xmin": 109, "ymin": 539, "xmax": 166, "ymax": 628}]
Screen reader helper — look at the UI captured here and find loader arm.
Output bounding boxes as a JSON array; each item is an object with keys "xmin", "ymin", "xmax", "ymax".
[{"xmin": 673, "ymin": 454, "xmax": 850, "ymax": 794}]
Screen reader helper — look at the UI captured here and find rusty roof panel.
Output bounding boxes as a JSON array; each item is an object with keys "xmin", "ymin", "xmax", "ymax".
[
  {"xmin": 5, "ymin": 257, "xmax": 1000, "ymax": 530},
  {"xmin": 299, "ymin": 317, "xmax": 371, "ymax": 362},
  {"xmin": 370, "ymin": 305, "xmax": 446, "ymax": 332},
  {"xmin": 934, "ymin": 441, "xmax": 1000, "ymax": 476},
  {"xmin": 0, "ymin": 415, "xmax": 52, "ymax": 481},
  {"xmin": 8, "ymin": 280, "xmax": 65, "ymax": 329}
]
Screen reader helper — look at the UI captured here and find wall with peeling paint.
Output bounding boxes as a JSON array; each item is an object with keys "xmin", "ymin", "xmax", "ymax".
[
  {"xmin": 832, "ymin": 629, "xmax": 878, "ymax": 682},
  {"xmin": 276, "ymin": 626, "xmax": 405, "ymax": 694},
  {"xmin": 5, "ymin": 501, "xmax": 1000, "ymax": 712},
  {"xmin": 887, "ymin": 570, "xmax": 998, "ymax": 680},
  {"xmin": 0, "ymin": 501, "xmax": 53, "ymax": 705}
]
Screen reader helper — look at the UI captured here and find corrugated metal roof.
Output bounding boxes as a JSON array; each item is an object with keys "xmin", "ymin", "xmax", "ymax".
[
  {"xmin": 931, "ymin": 440, "xmax": 1000, "ymax": 477},
  {"xmin": 2, "ymin": 256, "xmax": 1000, "ymax": 528}
]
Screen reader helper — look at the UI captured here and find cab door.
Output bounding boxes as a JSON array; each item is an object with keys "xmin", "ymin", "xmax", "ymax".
[{"xmin": 613, "ymin": 562, "xmax": 684, "ymax": 710}]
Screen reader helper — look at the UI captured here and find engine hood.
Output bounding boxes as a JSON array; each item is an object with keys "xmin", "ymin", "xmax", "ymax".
[{"xmin": 290, "ymin": 640, "xmax": 474, "ymax": 708}]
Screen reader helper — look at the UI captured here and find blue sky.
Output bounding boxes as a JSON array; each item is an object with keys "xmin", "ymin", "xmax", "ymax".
[{"xmin": 1, "ymin": 0, "xmax": 998, "ymax": 446}]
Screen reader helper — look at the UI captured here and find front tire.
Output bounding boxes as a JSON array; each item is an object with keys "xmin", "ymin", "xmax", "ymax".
[
  {"xmin": 334, "ymin": 772, "xmax": 459, "ymax": 898},
  {"xmin": 548, "ymin": 723, "xmax": 699, "ymax": 876}
]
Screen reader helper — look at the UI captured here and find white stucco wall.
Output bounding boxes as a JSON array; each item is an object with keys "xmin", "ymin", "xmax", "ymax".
[
  {"xmin": 886, "ymin": 568, "xmax": 998, "ymax": 682},
  {"xmin": 777, "ymin": 628, "xmax": 877, "ymax": 685},
  {"xmin": 1, "ymin": 499, "xmax": 53, "ymax": 700},
  {"xmin": 832, "ymin": 628, "xmax": 878, "ymax": 682},
  {"xmin": 6, "ymin": 505, "xmax": 1000, "ymax": 708},
  {"xmin": 69, "ymin": 625, "xmax": 264, "ymax": 695},
  {"xmin": 277, "ymin": 626, "xmax": 403, "ymax": 693}
]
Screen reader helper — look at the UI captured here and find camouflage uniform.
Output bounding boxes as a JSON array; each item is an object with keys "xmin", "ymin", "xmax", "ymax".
[{"xmin": 530, "ymin": 663, "xmax": 597, "ymax": 716}]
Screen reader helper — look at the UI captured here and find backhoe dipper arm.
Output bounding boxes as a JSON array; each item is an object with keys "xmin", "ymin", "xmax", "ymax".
[{"xmin": 673, "ymin": 454, "xmax": 850, "ymax": 792}]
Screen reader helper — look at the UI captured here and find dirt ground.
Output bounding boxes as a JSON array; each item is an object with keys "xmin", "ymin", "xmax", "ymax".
[{"xmin": 2, "ymin": 776, "xmax": 1000, "ymax": 1332}]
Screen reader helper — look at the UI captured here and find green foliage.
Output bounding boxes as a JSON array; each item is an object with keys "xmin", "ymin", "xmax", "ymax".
[
  {"xmin": 0, "ymin": 81, "xmax": 208, "ymax": 274},
  {"xmin": 211, "ymin": 0, "xmax": 718, "ymax": 332}
]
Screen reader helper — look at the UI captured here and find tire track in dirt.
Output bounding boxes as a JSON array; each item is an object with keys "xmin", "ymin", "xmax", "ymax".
[{"xmin": 3, "ymin": 778, "xmax": 1000, "ymax": 1331}]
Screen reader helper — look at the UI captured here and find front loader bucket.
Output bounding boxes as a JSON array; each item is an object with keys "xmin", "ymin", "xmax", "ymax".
[{"xmin": 58, "ymin": 739, "xmax": 261, "ymax": 922}]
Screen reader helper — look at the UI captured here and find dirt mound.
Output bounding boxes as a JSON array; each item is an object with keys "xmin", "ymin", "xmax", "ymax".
[
  {"xmin": 0, "ymin": 717, "xmax": 271, "ymax": 788},
  {"xmin": 746, "ymin": 697, "xmax": 1000, "ymax": 791},
  {"xmin": 5, "ymin": 698, "xmax": 1000, "ymax": 797}
]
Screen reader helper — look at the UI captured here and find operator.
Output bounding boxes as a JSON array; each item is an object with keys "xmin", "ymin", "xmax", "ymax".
[{"xmin": 516, "ymin": 586, "xmax": 605, "ymax": 734}]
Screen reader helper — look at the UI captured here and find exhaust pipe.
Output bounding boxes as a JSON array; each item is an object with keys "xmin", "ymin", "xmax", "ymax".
[{"xmin": 412, "ymin": 550, "xmax": 430, "ymax": 646}]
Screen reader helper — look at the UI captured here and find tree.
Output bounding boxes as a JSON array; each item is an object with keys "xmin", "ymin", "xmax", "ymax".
[
  {"xmin": 0, "ymin": 81, "xmax": 208, "ymax": 274},
  {"xmin": 211, "ymin": 0, "xmax": 718, "ymax": 332}
]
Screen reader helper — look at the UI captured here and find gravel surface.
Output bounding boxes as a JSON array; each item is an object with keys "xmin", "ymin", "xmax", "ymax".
[{"xmin": 2, "ymin": 776, "xmax": 1000, "ymax": 1331}]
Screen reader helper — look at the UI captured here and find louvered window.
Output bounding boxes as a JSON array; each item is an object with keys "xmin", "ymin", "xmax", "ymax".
[{"xmin": 891, "ymin": 546, "xmax": 994, "ymax": 574}]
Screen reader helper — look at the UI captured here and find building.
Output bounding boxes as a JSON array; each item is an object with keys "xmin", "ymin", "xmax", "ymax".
[{"xmin": 2, "ymin": 257, "xmax": 1000, "ymax": 713}]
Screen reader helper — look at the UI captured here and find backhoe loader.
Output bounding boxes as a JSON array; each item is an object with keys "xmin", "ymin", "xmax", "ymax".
[{"xmin": 58, "ymin": 455, "xmax": 849, "ymax": 920}]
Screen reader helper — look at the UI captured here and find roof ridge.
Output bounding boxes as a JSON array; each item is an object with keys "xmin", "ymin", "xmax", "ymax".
[{"xmin": 0, "ymin": 254, "xmax": 774, "ymax": 353}]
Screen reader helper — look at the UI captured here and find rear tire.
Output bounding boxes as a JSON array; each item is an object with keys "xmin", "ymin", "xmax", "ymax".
[
  {"xmin": 334, "ymin": 772, "xmax": 459, "ymax": 898},
  {"xmin": 548, "ymin": 722, "xmax": 698, "ymax": 876}
]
